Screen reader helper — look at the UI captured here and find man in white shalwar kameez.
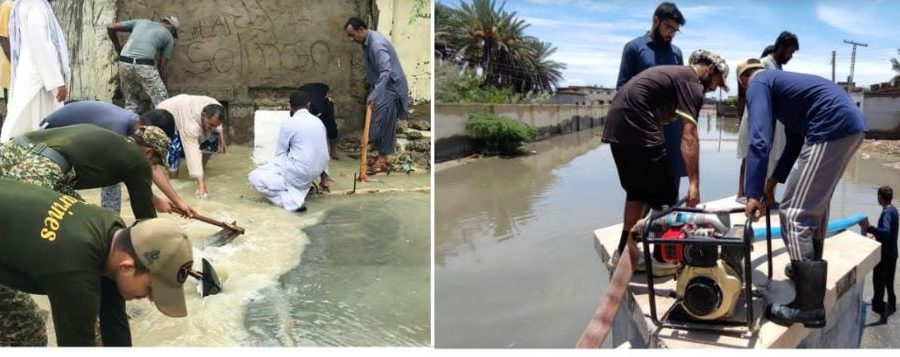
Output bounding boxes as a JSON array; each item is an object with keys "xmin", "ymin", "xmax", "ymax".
[
  {"xmin": 249, "ymin": 91, "xmax": 331, "ymax": 212},
  {"xmin": 0, "ymin": 0, "xmax": 68, "ymax": 142}
]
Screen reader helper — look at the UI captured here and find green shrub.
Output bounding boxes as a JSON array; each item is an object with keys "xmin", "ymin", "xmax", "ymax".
[
  {"xmin": 466, "ymin": 112, "xmax": 537, "ymax": 155},
  {"xmin": 436, "ymin": 63, "xmax": 524, "ymax": 104}
]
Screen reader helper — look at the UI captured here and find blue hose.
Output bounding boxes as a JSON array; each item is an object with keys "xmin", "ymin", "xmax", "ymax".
[{"xmin": 752, "ymin": 213, "xmax": 867, "ymax": 240}]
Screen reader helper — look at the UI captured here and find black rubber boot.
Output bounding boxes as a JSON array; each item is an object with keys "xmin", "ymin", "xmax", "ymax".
[
  {"xmin": 785, "ymin": 239, "xmax": 823, "ymax": 279},
  {"xmin": 766, "ymin": 260, "xmax": 827, "ymax": 328}
]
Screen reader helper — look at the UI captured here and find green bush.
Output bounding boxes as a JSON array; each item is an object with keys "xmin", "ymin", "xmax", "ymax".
[
  {"xmin": 465, "ymin": 112, "xmax": 537, "ymax": 155},
  {"xmin": 436, "ymin": 63, "xmax": 524, "ymax": 104}
]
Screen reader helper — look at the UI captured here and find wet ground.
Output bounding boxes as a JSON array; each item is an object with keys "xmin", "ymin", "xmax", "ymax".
[
  {"xmin": 34, "ymin": 145, "xmax": 431, "ymax": 346},
  {"xmin": 434, "ymin": 111, "xmax": 900, "ymax": 348}
]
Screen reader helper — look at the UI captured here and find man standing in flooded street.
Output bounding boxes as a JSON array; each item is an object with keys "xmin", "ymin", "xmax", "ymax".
[
  {"xmin": 861, "ymin": 186, "xmax": 899, "ymax": 321},
  {"xmin": 106, "ymin": 15, "xmax": 178, "ymax": 113},
  {"xmin": 604, "ymin": 50, "xmax": 729, "ymax": 271},
  {"xmin": 743, "ymin": 67, "xmax": 867, "ymax": 328},
  {"xmin": 0, "ymin": 178, "xmax": 194, "ymax": 346},
  {"xmin": 616, "ymin": 2, "xmax": 687, "ymax": 212},
  {"xmin": 344, "ymin": 16, "xmax": 409, "ymax": 175}
]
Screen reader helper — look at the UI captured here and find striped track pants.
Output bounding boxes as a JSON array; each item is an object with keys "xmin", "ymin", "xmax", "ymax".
[{"xmin": 779, "ymin": 132, "xmax": 864, "ymax": 261}]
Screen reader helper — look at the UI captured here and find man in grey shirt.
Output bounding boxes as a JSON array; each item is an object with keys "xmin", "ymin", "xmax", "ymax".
[
  {"xmin": 344, "ymin": 17, "xmax": 409, "ymax": 175},
  {"xmin": 106, "ymin": 16, "xmax": 179, "ymax": 113}
]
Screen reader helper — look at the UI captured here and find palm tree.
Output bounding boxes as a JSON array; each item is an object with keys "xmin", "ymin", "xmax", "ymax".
[
  {"xmin": 436, "ymin": 0, "xmax": 543, "ymax": 90},
  {"xmin": 892, "ymin": 49, "xmax": 899, "ymax": 81},
  {"xmin": 517, "ymin": 40, "xmax": 566, "ymax": 92}
]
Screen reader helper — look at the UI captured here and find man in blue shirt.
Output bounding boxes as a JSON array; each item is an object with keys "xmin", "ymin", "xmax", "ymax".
[
  {"xmin": 42, "ymin": 100, "xmax": 175, "ymax": 137},
  {"xmin": 616, "ymin": 2, "xmax": 686, "ymax": 206},
  {"xmin": 742, "ymin": 67, "xmax": 867, "ymax": 328},
  {"xmin": 861, "ymin": 186, "xmax": 899, "ymax": 320},
  {"xmin": 40, "ymin": 100, "xmax": 195, "ymax": 218}
]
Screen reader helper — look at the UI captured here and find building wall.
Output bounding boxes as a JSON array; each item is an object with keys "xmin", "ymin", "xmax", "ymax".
[
  {"xmin": 435, "ymin": 103, "xmax": 609, "ymax": 161},
  {"xmin": 51, "ymin": 0, "xmax": 119, "ymax": 102},
  {"xmin": 115, "ymin": 0, "xmax": 371, "ymax": 144},
  {"xmin": 52, "ymin": 0, "xmax": 429, "ymax": 144},
  {"xmin": 375, "ymin": 0, "xmax": 431, "ymax": 104},
  {"xmin": 546, "ymin": 93, "xmax": 585, "ymax": 105},
  {"xmin": 863, "ymin": 94, "xmax": 900, "ymax": 139}
]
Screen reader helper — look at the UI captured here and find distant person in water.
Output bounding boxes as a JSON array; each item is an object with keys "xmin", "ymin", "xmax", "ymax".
[{"xmin": 861, "ymin": 186, "xmax": 898, "ymax": 321}]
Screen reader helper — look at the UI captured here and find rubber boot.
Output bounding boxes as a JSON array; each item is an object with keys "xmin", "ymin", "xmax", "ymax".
[
  {"xmin": 785, "ymin": 239, "xmax": 823, "ymax": 279},
  {"xmin": 766, "ymin": 260, "xmax": 827, "ymax": 328}
]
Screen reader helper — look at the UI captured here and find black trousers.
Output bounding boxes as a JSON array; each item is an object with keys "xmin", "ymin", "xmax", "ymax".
[{"xmin": 873, "ymin": 258, "xmax": 897, "ymax": 312}]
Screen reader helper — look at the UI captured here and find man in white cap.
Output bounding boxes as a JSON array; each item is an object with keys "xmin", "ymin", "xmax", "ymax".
[
  {"xmin": 106, "ymin": 15, "xmax": 179, "ymax": 113},
  {"xmin": 0, "ymin": 178, "xmax": 194, "ymax": 346}
]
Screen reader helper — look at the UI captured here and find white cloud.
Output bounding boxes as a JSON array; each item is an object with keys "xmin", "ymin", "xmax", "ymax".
[
  {"xmin": 815, "ymin": 3, "xmax": 896, "ymax": 38},
  {"xmin": 519, "ymin": 16, "xmax": 646, "ymax": 31},
  {"xmin": 521, "ymin": 0, "xmax": 621, "ymax": 13},
  {"xmin": 678, "ymin": 5, "xmax": 722, "ymax": 18}
]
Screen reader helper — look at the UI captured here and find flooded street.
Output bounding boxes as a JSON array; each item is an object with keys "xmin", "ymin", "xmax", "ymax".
[
  {"xmin": 434, "ymin": 111, "xmax": 900, "ymax": 348},
  {"xmin": 36, "ymin": 145, "xmax": 431, "ymax": 346}
]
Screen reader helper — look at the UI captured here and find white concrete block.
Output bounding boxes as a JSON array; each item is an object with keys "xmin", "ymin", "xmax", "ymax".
[{"xmin": 252, "ymin": 110, "xmax": 291, "ymax": 166}]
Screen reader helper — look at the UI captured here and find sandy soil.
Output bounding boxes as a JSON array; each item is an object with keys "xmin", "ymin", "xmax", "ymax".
[{"xmin": 858, "ymin": 140, "xmax": 900, "ymax": 171}]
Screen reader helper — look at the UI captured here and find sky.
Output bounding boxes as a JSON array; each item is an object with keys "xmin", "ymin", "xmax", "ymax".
[{"xmin": 439, "ymin": 0, "xmax": 900, "ymax": 97}]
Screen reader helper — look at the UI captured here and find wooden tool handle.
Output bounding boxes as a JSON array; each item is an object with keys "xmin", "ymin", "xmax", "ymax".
[
  {"xmin": 171, "ymin": 208, "xmax": 245, "ymax": 234},
  {"xmin": 357, "ymin": 103, "xmax": 373, "ymax": 182}
]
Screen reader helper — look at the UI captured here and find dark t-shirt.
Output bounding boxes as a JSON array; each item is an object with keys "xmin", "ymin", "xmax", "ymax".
[
  {"xmin": 869, "ymin": 206, "xmax": 899, "ymax": 261},
  {"xmin": 602, "ymin": 65, "xmax": 704, "ymax": 147},
  {"xmin": 0, "ymin": 178, "xmax": 130, "ymax": 346},
  {"xmin": 41, "ymin": 101, "xmax": 138, "ymax": 136},
  {"xmin": 24, "ymin": 125, "xmax": 156, "ymax": 219}
]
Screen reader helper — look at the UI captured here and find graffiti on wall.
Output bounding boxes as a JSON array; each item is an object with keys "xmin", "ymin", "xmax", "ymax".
[{"xmin": 129, "ymin": 0, "xmax": 351, "ymax": 87}]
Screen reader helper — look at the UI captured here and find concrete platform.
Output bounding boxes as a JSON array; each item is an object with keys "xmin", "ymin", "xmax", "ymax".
[{"xmin": 593, "ymin": 196, "xmax": 881, "ymax": 348}]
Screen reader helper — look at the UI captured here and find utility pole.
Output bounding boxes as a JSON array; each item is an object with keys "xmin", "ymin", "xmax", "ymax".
[
  {"xmin": 831, "ymin": 50, "xmax": 836, "ymax": 83},
  {"xmin": 843, "ymin": 39, "xmax": 868, "ymax": 89}
]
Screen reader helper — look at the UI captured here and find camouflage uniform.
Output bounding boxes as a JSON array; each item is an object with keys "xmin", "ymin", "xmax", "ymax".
[
  {"xmin": 119, "ymin": 62, "xmax": 168, "ymax": 113},
  {"xmin": 0, "ymin": 139, "xmax": 81, "ymax": 347},
  {"xmin": 101, "ymin": 184, "xmax": 122, "ymax": 213},
  {"xmin": 0, "ymin": 286, "xmax": 47, "ymax": 346},
  {"xmin": 0, "ymin": 139, "xmax": 79, "ymax": 198},
  {"xmin": 0, "ymin": 128, "xmax": 169, "ymax": 346}
]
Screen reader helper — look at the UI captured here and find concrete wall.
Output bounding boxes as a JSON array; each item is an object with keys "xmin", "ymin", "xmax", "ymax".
[
  {"xmin": 52, "ymin": 0, "xmax": 430, "ymax": 144},
  {"xmin": 863, "ymin": 94, "xmax": 900, "ymax": 139},
  {"xmin": 115, "ymin": 0, "xmax": 370, "ymax": 144},
  {"xmin": 51, "ymin": 0, "xmax": 119, "ymax": 102},
  {"xmin": 435, "ymin": 103, "xmax": 609, "ymax": 162},
  {"xmin": 375, "ymin": 0, "xmax": 431, "ymax": 104}
]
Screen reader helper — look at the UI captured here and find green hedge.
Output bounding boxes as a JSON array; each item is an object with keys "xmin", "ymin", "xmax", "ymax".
[{"xmin": 465, "ymin": 112, "xmax": 537, "ymax": 155}]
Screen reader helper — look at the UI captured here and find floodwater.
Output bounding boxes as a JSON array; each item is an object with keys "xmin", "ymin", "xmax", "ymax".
[
  {"xmin": 36, "ymin": 145, "xmax": 431, "ymax": 347},
  {"xmin": 434, "ymin": 110, "xmax": 900, "ymax": 348}
]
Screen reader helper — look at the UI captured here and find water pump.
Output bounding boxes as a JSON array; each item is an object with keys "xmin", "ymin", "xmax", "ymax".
[{"xmin": 644, "ymin": 212, "xmax": 746, "ymax": 320}]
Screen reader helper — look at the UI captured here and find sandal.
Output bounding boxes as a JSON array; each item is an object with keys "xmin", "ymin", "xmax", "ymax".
[{"xmin": 366, "ymin": 164, "xmax": 390, "ymax": 176}]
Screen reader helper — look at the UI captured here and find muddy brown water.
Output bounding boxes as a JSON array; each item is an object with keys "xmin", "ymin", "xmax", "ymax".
[
  {"xmin": 435, "ymin": 111, "xmax": 900, "ymax": 348},
  {"xmin": 34, "ymin": 145, "xmax": 430, "ymax": 346}
]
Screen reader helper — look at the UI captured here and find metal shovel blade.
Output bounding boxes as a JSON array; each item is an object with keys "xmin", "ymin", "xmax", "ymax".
[
  {"xmin": 203, "ymin": 227, "xmax": 242, "ymax": 247},
  {"xmin": 201, "ymin": 258, "xmax": 223, "ymax": 297}
]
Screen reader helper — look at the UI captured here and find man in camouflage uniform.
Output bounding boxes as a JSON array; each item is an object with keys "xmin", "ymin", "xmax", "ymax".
[
  {"xmin": 0, "ymin": 124, "xmax": 170, "ymax": 346},
  {"xmin": 106, "ymin": 16, "xmax": 179, "ymax": 113}
]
